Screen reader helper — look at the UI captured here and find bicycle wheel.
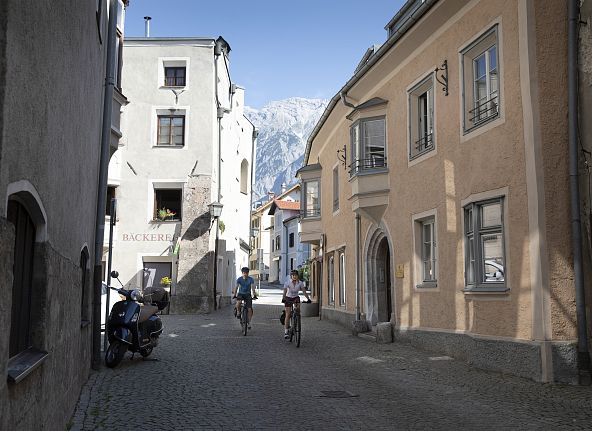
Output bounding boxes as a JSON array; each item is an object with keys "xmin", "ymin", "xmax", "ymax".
[
  {"xmin": 242, "ymin": 307, "xmax": 248, "ymax": 336},
  {"xmin": 295, "ymin": 312, "xmax": 301, "ymax": 348},
  {"xmin": 289, "ymin": 313, "xmax": 295, "ymax": 342}
]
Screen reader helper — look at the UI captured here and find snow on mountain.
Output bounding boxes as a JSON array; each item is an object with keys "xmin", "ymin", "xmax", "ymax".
[{"xmin": 245, "ymin": 97, "xmax": 328, "ymax": 201}]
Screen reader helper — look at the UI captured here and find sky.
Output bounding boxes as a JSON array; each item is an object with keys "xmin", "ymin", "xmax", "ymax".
[{"xmin": 124, "ymin": 1, "xmax": 407, "ymax": 109}]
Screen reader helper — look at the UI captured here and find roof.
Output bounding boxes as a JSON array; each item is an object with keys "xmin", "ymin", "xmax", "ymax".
[
  {"xmin": 303, "ymin": 0, "xmax": 438, "ymax": 166},
  {"xmin": 268, "ymin": 200, "xmax": 301, "ymax": 215},
  {"xmin": 252, "ymin": 183, "xmax": 301, "ymax": 215},
  {"xmin": 295, "ymin": 163, "xmax": 322, "ymax": 177},
  {"xmin": 346, "ymin": 97, "xmax": 389, "ymax": 120}
]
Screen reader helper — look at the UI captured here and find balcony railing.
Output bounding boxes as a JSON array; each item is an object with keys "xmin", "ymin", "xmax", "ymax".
[
  {"xmin": 349, "ymin": 156, "xmax": 387, "ymax": 176},
  {"xmin": 301, "ymin": 208, "xmax": 321, "ymax": 218},
  {"xmin": 410, "ymin": 133, "xmax": 433, "ymax": 160},
  {"xmin": 469, "ymin": 95, "xmax": 498, "ymax": 126}
]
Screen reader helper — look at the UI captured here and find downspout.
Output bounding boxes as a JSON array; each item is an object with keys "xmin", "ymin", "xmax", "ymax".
[
  {"xmin": 92, "ymin": 0, "xmax": 118, "ymax": 370},
  {"xmin": 249, "ymin": 128, "xmax": 258, "ymax": 279},
  {"xmin": 568, "ymin": 0, "xmax": 590, "ymax": 375},
  {"xmin": 355, "ymin": 214, "xmax": 361, "ymax": 321}
]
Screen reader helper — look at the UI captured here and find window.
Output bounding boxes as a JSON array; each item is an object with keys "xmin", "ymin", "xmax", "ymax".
[
  {"xmin": 409, "ymin": 75, "xmax": 434, "ymax": 160},
  {"xmin": 164, "ymin": 67, "xmax": 186, "ymax": 87},
  {"xmin": 289, "ymin": 232, "xmax": 295, "ymax": 248},
  {"xmin": 240, "ymin": 159, "xmax": 248, "ymax": 194},
  {"xmin": 80, "ymin": 249, "xmax": 90, "ymax": 324},
  {"xmin": 114, "ymin": 0, "xmax": 124, "ymax": 90},
  {"xmin": 328, "ymin": 255, "xmax": 335, "ymax": 305},
  {"xmin": 106, "ymin": 186, "xmax": 116, "ymax": 216},
  {"xmin": 157, "ymin": 115, "xmax": 185, "ymax": 146},
  {"xmin": 464, "ymin": 198, "xmax": 506, "ymax": 290},
  {"xmin": 421, "ymin": 219, "xmax": 436, "ymax": 282},
  {"xmin": 350, "ymin": 117, "xmax": 386, "ymax": 175},
  {"xmin": 338, "ymin": 251, "xmax": 345, "ymax": 306},
  {"xmin": 271, "ymin": 239, "xmax": 275, "ymax": 251},
  {"xmin": 275, "ymin": 235, "xmax": 281, "ymax": 251},
  {"xmin": 290, "ymin": 258, "xmax": 294, "ymax": 271},
  {"xmin": 461, "ymin": 26, "xmax": 500, "ymax": 133},
  {"xmin": 333, "ymin": 166, "xmax": 339, "ymax": 212},
  {"xmin": 7, "ymin": 200, "xmax": 36, "ymax": 357},
  {"xmin": 154, "ymin": 189, "xmax": 182, "ymax": 221},
  {"xmin": 303, "ymin": 180, "xmax": 320, "ymax": 217}
]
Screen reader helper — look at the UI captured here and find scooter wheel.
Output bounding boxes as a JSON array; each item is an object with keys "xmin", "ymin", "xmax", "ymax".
[
  {"xmin": 105, "ymin": 341, "xmax": 126, "ymax": 368},
  {"xmin": 140, "ymin": 347, "xmax": 153, "ymax": 358}
]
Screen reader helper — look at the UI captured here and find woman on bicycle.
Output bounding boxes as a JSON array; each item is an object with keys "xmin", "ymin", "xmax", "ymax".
[
  {"xmin": 233, "ymin": 267, "xmax": 257, "ymax": 329},
  {"xmin": 282, "ymin": 270, "xmax": 311, "ymax": 339}
]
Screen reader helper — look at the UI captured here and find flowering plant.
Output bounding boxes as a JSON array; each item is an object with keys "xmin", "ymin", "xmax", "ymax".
[
  {"xmin": 157, "ymin": 208, "xmax": 177, "ymax": 221},
  {"xmin": 160, "ymin": 276, "xmax": 172, "ymax": 285}
]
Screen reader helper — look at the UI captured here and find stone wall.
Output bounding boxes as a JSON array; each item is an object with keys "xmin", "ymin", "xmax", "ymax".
[{"xmin": 172, "ymin": 175, "xmax": 214, "ymax": 313}]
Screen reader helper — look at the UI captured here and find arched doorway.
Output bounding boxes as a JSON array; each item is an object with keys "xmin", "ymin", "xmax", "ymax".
[{"xmin": 365, "ymin": 228, "xmax": 393, "ymax": 326}]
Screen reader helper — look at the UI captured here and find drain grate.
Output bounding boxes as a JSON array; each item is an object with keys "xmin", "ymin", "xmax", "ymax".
[{"xmin": 319, "ymin": 390, "xmax": 359, "ymax": 398}]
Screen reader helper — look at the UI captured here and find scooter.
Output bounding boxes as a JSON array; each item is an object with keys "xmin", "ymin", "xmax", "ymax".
[{"xmin": 104, "ymin": 270, "xmax": 169, "ymax": 368}]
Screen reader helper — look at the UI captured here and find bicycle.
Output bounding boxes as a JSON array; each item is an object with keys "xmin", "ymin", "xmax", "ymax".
[
  {"xmin": 234, "ymin": 295, "xmax": 257, "ymax": 336},
  {"xmin": 285, "ymin": 298, "xmax": 311, "ymax": 347}
]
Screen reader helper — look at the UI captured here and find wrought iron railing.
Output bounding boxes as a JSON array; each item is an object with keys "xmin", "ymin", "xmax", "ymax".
[
  {"xmin": 469, "ymin": 95, "xmax": 498, "ymax": 125},
  {"xmin": 301, "ymin": 208, "xmax": 321, "ymax": 218},
  {"xmin": 349, "ymin": 156, "xmax": 387, "ymax": 176},
  {"xmin": 411, "ymin": 133, "xmax": 433, "ymax": 159}
]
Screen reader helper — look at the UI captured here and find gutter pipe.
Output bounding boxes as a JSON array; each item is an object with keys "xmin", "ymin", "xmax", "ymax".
[
  {"xmin": 304, "ymin": 0, "xmax": 437, "ymax": 165},
  {"xmin": 92, "ymin": 0, "xmax": 118, "ymax": 370},
  {"xmin": 355, "ymin": 214, "xmax": 361, "ymax": 320},
  {"xmin": 568, "ymin": 0, "xmax": 590, "ymax": 374}
]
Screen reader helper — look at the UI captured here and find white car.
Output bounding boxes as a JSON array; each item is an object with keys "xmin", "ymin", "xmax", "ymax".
[
  {"xmin": 485, "ymin": 260, "xmax": 504, "ymax": 282},
  {"xmin": 101, "ymin": 282, "xmax": 123, "ymax": 329}
]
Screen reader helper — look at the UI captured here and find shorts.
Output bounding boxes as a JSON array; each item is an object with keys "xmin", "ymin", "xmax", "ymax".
[
  {"xmin": 284, "ymin": 296, "xmax": 300, "ymax": 308},
  {"xmin": 236, "ymin": 293, "xmax": 252, "ymax": 309}
]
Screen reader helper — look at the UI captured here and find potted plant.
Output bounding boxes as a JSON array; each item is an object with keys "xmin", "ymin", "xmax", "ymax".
[{"xmin": 157, "ymin": 207, "xmax": 176, "ymax": 221}]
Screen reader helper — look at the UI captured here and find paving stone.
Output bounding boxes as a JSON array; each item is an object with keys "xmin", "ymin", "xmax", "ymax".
[{"xmin": 69, "ymin": 302, "xmax": 592, "ymax": 430}]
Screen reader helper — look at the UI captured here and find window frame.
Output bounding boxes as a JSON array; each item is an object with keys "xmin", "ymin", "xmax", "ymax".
[
  {"xmin": 153, "ymin": 188, "xmax": 183, "ymax": 222},
  {"xmin": 289, "ymin": 232, "xmax": 295, "ymax": 248},
  {"xmin": 164, "ymin": 66, "xmax": 186, "ymax": 87},
  {"xmin": 338, "ymin": 251, "xmax": 346, "ymax": 306},
  {"xmin": 408, "ymin": 74, "xmax": 435, "ymax": 161},
  {"xmin": 463, "ymin": 197, "xmax": 507, "ymax": 292},
  {"xmin": 350, "ymin": 116, "xmax": 387, "ymax": 176},
  {"xmin": 461, "ymin": 25, "xmax": 501, "ymax": 134},
  {"xmin": 157, "ymin": 115, "xmax": 185, "ymax": 147},
  {"xmin": 328, "ymin": 255, "xmax": 335, "ymax": 305},
  {"xmin": 302, "ymin": 179, "xmax": 321, "ymax": 218}
]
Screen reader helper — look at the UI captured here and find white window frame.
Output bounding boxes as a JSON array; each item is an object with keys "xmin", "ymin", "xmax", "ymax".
[
  {"xmin": 408, "ymin": 74, "xmax": 435, "ymax": 161},
  {"xmin": 412, "ymin": 209, "xmax": 438, "ymax": 289},
  {"xmin": 350, "ymin": 116, "xmax": 386, "ymax": 176},
  {"xmin": 158, "ymin": 57, "xmax": 190, "ymax": 89},
  {"xmin": 460, "ymin": 25, "xmax": 501, "ymax": 134},
  {"xmin": 148, "ymin": 180, "xmax": 185, "ymax": 223},
  {"xmin": 338, "ymin": 250, "xmax": 346, "ymax": 306},
  {"xmin": 328, "ymin": 255, "xmax": 335, "ymax": 305}
]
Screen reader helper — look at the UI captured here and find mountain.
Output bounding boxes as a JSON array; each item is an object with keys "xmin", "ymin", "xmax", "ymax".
[{"xmin": 245, "ymin": 97, "xmax": 328, "ymax": 201}]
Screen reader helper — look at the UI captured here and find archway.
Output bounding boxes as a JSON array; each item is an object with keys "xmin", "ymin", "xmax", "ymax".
[{"xmin": 364, "ymin": 227, "xmax": 393, "ymax": 326}]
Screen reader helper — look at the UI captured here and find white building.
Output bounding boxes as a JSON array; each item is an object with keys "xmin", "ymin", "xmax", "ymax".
[{"xmin": 108, "ymin": 35, "xmax": 254, "ymax": 313}]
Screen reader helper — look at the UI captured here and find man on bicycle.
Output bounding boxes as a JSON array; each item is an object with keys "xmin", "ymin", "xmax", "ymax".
[
  {"xmin": 282, "ymin": 270, "xmax": 311, "ymax": 339},
  {"xmin": 233, "ymin": 267, "xmax": 257, "ymax": 329}
]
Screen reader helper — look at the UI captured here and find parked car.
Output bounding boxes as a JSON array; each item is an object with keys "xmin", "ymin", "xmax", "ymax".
[{"xmin": 485, "ymin": 260, "xmax": 504, "ymax": 282}]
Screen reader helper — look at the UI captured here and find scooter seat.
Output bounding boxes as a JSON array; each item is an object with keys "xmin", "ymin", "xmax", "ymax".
[{"xmin": 139, "ymin": 304, "xmax": 159, "ymax": 323}]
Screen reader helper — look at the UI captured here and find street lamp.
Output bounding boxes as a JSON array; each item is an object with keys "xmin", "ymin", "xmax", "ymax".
[{"xmin": 209, "ymin": 201, "xmax": 223, "ymax": 310}]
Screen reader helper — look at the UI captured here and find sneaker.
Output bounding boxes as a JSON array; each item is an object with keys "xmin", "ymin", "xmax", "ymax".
[
  {"xmin": 248, "ymin": 323, "xmax": 252, "ymax": 330},
  {"xmin": 284, "ymin": 330, "xmax": 289, "ymax": 339}
]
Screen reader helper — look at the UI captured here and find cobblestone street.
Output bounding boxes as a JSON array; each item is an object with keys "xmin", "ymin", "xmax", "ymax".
[{"xmin": 70, "ymin": 302, "xmax": 592, "ymax": 431}]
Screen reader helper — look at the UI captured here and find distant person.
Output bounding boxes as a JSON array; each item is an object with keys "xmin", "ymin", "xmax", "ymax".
[
  {"xmin": 232, "ymin": 267, "xmax": 257, "ymax": 329},
  {"xmin": 282, "ymin": 270, "xmax": 311, "ymax": 339}
]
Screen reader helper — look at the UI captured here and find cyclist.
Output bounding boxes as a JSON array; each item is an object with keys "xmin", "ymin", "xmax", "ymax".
[
  {"xmin": 233, "ymin": 267, "xmax": 257, "ymax": 329},
  {"xmin": 282, "ymin": 269, "xmax": 311, "ymax": 339}
]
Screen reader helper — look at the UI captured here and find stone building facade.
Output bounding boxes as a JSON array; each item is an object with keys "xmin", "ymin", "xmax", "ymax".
[
  {"xmin": 299, "ymin": 0, "xmax": 592, "ymax": 383},
  {"xmin": 0, "ymin": 1, "xmax": 128, "ymax": 430}
]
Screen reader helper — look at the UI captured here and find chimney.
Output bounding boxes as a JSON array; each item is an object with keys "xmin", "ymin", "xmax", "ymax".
[
  {"xmin": 281, "ymin": 183, "xmax": 287, "ymax": 194},
  {"xmin": 144, "ymin": 16, "xmax": 151, "ymax": 37}
]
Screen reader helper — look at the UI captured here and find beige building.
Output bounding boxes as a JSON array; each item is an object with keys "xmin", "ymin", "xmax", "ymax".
[{"xmin": 299, "ymin": 0, "xmax": 592, "ymax": 383}]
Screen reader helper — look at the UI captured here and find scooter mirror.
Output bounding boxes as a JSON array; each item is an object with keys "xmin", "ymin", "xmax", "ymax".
[{"xmin": 110, "ymin": 270, "xmax": 119, "ymax": 278}]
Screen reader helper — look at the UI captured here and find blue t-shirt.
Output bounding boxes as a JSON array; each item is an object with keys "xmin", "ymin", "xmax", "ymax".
[{"xmin": 236, "ymin": 276, "xmax": 255, "ymax": 295}]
